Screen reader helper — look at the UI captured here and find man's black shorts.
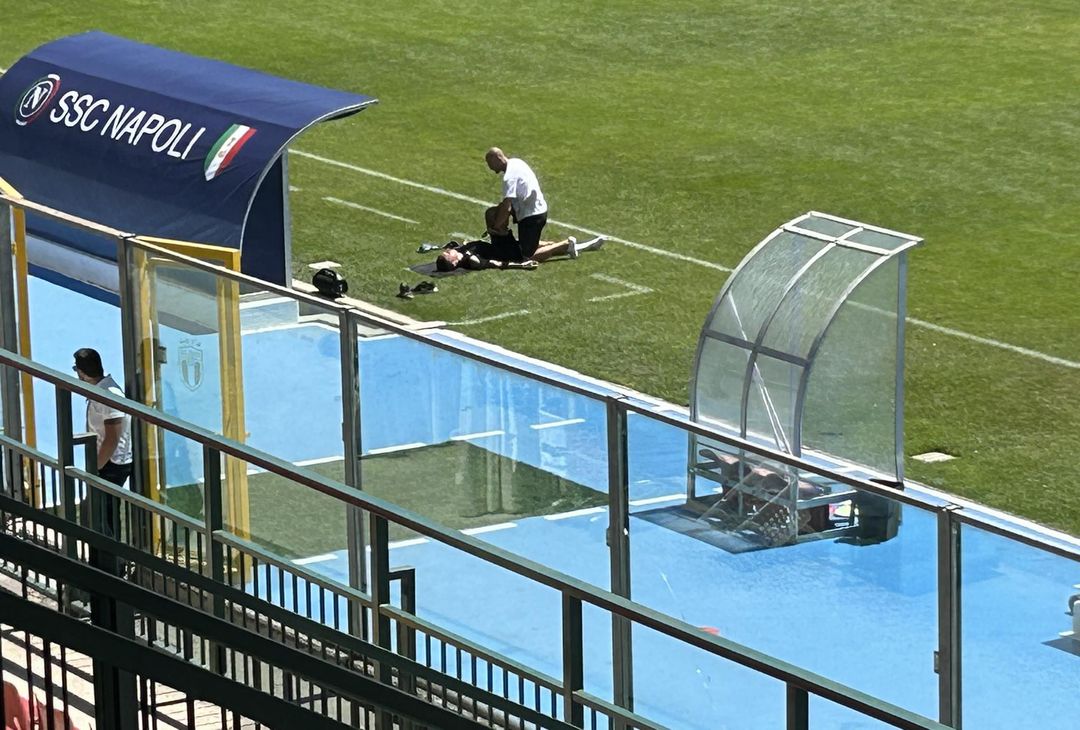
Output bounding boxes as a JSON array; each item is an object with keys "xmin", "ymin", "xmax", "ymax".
[
  {"xmin": 516, "ymin": 213, "xmax": 548, "ymax": 259},
  {"xmin": 485, "ymin": 232, "xmax": 525, "ymax": 262}
]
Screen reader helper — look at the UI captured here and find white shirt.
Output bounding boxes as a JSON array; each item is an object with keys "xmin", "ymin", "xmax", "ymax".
[
  {"xmin": 86, "ymin": 375, "xmax": 133, "ymax": 465},
  {"xmin": 502, "ymin": 157, "xmax": 548, "ymax": 220}
]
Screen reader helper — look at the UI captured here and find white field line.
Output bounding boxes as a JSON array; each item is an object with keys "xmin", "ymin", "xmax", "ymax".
[
  {"xmin": 324, "ymin": 195, "xmax": 418, "ymax": 225},
  {"xmin": 450, "ymin": 429, "xmax": 504, "ymax": 442},
  {"xmin": 851, "ymin": 300, "xmax": 1080, "ymax": 371},
  {"xmin": 289, "ymin": 185, "xmax": 302, "ymax": 192},
  {"xmin": 293, "ymin": 553, "xmax": 337, "ymax": 565},
  {"xmin": 367, "ymin": 442, "xmax": 427, "ymax": 455},
  {"xmin": 246, "ymin": 454, "xmax": 342, "ymax": 476},
  {"xmin": 241, "ymin": 320, "xmax": 338, "ymax": 337},
  {"xmin": 239, "ymin": 295, "xmax": 294, "ymax": 309},
  {"xmin": 908, "ymin": 316, "xmax": 1080, "ymax": 370},
  {"xmin": 543, "ymin": 507, "xmax": 606, "ymax": 521},
  {"xmin": 462, "ymin": 522, "xmax": 517, "ymax": 536},
  {"xmin": 588, "ymin": 274, "xmax": 654, "ymax": 303},
  {"xmin": 294, "ymin": 149, "xmax": 1080, "ymax": 371},
  {"xmin": 296, "ymin": 455, "xmax": 344, "ymax": 467},
  {"xmin": 530, "ymin": 417, "xmax": 586, "ymax": 430},
  {"xmin": 292, "ymin": 150, "xmax": 731, "ymax": 271},
  {"xmin": 1, "ymin": 68, "xmax": 1066, "ymax": 371},
  {"xmin": 449, "ymin": 309, "xmax": 531, "ymax": 326},
  {"xmin": 450, "ymin": 231, "xmax": 473, "ymax": 241},
  {"xmin": 629, "ymin": 493, "xmax": 686, "ymax": 507},
  {"xmin": 388, "ymin": 537, "xmax": 430, "ymax": 550}
]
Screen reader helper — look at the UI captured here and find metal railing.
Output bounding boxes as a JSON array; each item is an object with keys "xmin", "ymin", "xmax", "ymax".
[
  {"xmin": 0, "ymin": 450, "xmax": 580, "ymax": 730},
  {"xmin": 2, "ymin": 191, "xmax": 1078, "ymax": 729},
  {"xmin": 0, "ymin": 348, "xmax": 963, "ymax": 730}
]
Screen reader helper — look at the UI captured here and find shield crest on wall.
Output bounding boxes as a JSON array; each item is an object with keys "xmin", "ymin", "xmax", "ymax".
[{"xmin": 178, "ymin": 342, "xmax": 204, "ymax": 391}]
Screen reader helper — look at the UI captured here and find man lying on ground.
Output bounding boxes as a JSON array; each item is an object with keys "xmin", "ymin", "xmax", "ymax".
[{"xmin": 435, "ymin": 232, "xmax": 604, "ymax": 272}]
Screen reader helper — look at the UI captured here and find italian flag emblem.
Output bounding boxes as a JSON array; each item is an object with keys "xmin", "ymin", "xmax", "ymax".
[{"xmin": 204, "ymin": 124, "xmax": 256, "ymax": 181}]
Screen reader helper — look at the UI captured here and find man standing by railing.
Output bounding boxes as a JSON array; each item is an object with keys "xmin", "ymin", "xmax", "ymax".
[{"xmin": 72, "ymin": 348, "xmax": 132, "ymax": 488}]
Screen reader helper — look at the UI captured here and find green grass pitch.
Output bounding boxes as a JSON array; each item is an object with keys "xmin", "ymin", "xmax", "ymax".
[{"xmin": 2, "ymin": 0, "xmax": 1079, "ymax": 535}]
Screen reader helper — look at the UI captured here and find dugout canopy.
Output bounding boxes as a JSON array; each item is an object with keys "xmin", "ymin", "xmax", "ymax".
[
  {"xmin": 690, "ymin": 212, "xmax": 922, "ymax": 482},
  {"xmin": 0, "ymin": 31, "xmax": 376, "ymax": 287}
]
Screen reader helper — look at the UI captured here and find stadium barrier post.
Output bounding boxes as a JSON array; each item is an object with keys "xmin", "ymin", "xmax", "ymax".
[
  {"xmin": 340, "ymin": 309, "xmax": 369, "ymax": 637},
  {"xmin": 368, "ymin": 511, "xmax": 394, "ymax": 729},
  {"xmin": 0, "ymin": 201, "xmax": 24, "ymax": 500},
  {"xmin": 0, "ymin": 178, "xmax": 35, "ymax": 452},
  {"xmin": 561, "ymin": 593, "xmax": 585, "ymax": 727},
  {"xmin": 117, "ymin": 238, "xmax": 153, "ymax": 556},
  {"xmin": 606, "ymin": 397, "xmax": 634, "ymax": 724},
  {"xmin": 203, "ymin": 444, "xmax": 229, "ymax": 674},
  {"xmin": 936, "ymin": 505, "xmax": 962, "ymax": 728},
  {"xmin": 786, "ymin": 683, "xmax": 809, "ymax": 729},
  {"xmin": 54, "ymin": 389, "xmax": 78, "ymax": 609},
  {"xmin": 79, "ymin": 380, "xmax": 138, "ymax": 729}
]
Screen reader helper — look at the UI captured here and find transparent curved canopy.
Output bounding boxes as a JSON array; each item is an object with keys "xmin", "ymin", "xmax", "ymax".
[{"xmin": 691, "ymin": 212, "xmax": 922, "ymax": 481}]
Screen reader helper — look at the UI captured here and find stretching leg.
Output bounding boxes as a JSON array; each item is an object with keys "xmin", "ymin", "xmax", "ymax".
[{"xmin": 529, "ymin": 238, "xmax": 575, "ymax": 262}]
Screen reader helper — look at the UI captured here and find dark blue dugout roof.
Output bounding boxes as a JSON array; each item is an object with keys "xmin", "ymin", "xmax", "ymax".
[{"xmin": 0, "ymin": 31, "xmax": 375, "ymax": 280}]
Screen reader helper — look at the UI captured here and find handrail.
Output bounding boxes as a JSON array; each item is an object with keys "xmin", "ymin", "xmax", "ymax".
[
  {"xmin": 213, "ymin": 529, "xmax": 373, "ymax": 606},
  {"xmin": 951, "ymin": 509, "xmax": 1080, "ymax": 564},
  {"xmin": 0, "ymin": 191, "xmax": 132, "ymax": 238},
  {"xmin": 574, "ymin": 691, "xmax": 667, "ymax": 730},
  {"xmin": 0, "ymin": 347, "xmax": 952, "ymax": 729},
  {"xmin": 380, "ymin": 604, "xmax": 564, "ymax": 691},
  {"xmin": 0, "ymin": 432, "xmax": 60, "ymax": 469},
  {"xmin": 68, "ymin": 466, "xmax": 205, "ymax": 533},
  {"xmin": 0, "ymin": 488, "xmax": 579, "ymax": 730},
  {"xmin": 0, "ymin": 489, "xmax": 587, "ymax": 730}
]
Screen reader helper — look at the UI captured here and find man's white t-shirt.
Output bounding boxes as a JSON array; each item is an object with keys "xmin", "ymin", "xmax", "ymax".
[
  {"xmin": 502, "ymin": 158, "xmax": 548, "ymax": 220},
  {"xmin": 86, "ymin": 375, "xmax": 133, "ymax": 465}
]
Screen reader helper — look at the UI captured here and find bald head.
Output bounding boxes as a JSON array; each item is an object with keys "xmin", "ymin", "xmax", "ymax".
[{"xmin": 485, "ymin": 147, "xmax": 508, "ymax": 173}]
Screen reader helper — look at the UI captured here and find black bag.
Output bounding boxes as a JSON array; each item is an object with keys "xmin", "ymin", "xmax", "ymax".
[{"xmin": 312, "ymin": 268, "xmax": 348, "ymax": 298}]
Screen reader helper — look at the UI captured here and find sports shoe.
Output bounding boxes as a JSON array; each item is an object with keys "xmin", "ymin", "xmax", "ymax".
[
  {"xmin": 567, "ymin": 236, "xmax": 579, "ymax": 259},
  {"xmin": 397, "ymin": 282, "xmax": 414, "ymax": 299},
  {"xmin": 412, "ymin": 281, "xmax": 438, "ymax": 294},
  {"xmin": 582, "ymin": 235, "xmax": 605, "ymax": 252},
  {"xmin": 416, "ymin": 243, "xmax": 441, "ymax": 253}
]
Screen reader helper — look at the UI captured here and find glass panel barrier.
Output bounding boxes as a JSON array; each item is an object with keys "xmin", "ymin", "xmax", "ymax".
[
  {"xmin": 809, "ymin": 695, "xmax": 897, "ymax": 728},
  {"xmin": 632, "ymin": 622, "xmax": 786, "ymax": 729},
  {"xmin": 959, "ymin": 522, "xmax": 1080, "ymax": 729},
  {"xmin": 24, "ymin": 227, "xmax": 126, "ymax": 462},
  {"xmin": 356, "ymin": 326, "xmax": 610, "ymax": 586},
  {"xmin": 387, "ymin": 538, "xmax": 570, "ymax": 715},
  {"xmin": 135, "ymin": 414, "xmax": 207, "ymax": 568},
  {"xmin": 236, "ymin": 291, "xmax": 344, "ymax": 464},
  {"xmin": 629, "ymin": 409, "xmax": 938, "ymax": 719},
  {"xmin": 129, "ymin": 241, "xmax": 352, "ymax": 560}
]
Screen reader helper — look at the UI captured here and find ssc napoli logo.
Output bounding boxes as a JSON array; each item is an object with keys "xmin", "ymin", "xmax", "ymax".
[{"xmin": 15, "ymin": 73, "xmax": 61, "ymax": 126}]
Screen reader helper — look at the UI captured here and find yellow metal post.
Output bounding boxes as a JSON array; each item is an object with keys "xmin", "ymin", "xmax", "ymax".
[
  {"xmin": 0, "ymin": 178, "xmax": 36, "ymax": 452},
  {"xmin": 0, "ymin": 177, "xmax": 40, "ymax": 507}
]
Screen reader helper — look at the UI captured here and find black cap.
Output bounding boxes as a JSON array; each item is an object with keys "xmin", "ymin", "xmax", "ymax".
[{"xmin": 73, "ymin": 348, "xmax": 104, "ymax": 378}]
